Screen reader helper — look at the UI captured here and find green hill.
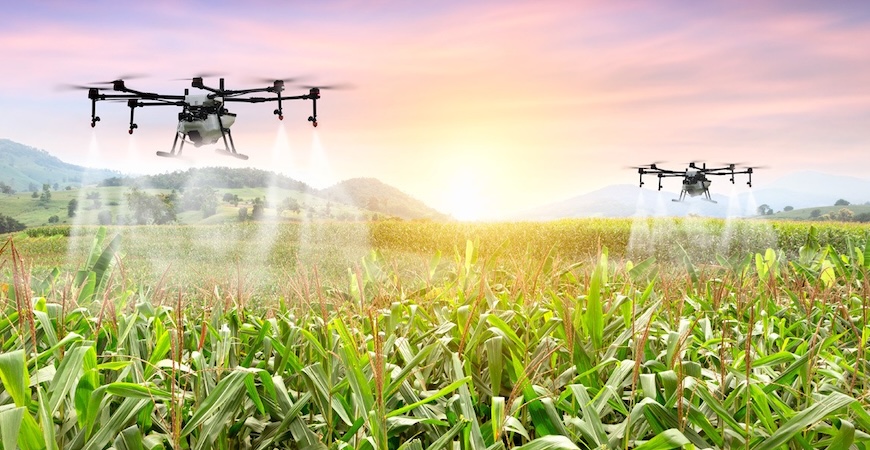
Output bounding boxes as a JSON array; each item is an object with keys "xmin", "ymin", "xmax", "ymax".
[
  {"xmin": 0, "ymin": 139, "xmax": 120, "ymax": 192},
  {"xmin": 1, "ymin": 140, "xmax": 449, "ymax": 227},
  {"xmin": 763, "ymin": 204, "xmax": 870, "ymax": 221},
  {"xmin": 318, "ymin": 177, "xmax": 449, "ymax": 221}
]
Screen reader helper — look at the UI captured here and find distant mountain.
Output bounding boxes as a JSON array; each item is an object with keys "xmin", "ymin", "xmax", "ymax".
[
  {"xmin": 514, "ymin": 172, "xmax": 870, "ymax": 220},
  {"xmin": 0, "ymin": 139, "xmax": 120, "ymax": 191},
  {"xmin": 749, "ymin": 171, "xmax": 870, "ymax": 210},
  {"xmin": 318, "ymin": 178, "xmax": 449, "ymax": 221},
  {"xmin": 514, "ymin": 184, "xmax": 738, "ymax": 220},
  {"xmin": 0, "ymin": 139, "xmax": 448, "ymax": 222}
]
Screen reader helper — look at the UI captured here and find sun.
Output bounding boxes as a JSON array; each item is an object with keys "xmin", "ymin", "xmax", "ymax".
[{"xmin": 446, "ymin": 168, "xmax": 484, "ymax": 221}]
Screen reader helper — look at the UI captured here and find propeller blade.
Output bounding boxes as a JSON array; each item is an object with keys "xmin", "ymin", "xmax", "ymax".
[
  {"xmin": 90, "ymin": 73, "xmax": 147, "ymax": 84},
  {"xmin": 55, "ymin": 84, "xmax": 103, "ymax": 91},
  {"xmin": 300, "ymin": 83, "xmax": 355, "ymax": 90},
  {"xmin": 249, "ymin": 76, "xmax": 307, "ymax": 85},
  {"xmin": 629, "ymin": 161, "xmax": 667, "ymax": 168}
]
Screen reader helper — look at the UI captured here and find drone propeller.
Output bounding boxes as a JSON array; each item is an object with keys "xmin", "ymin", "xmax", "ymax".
[
  {"xmin": 249, "ymin": 76, "xmax": 307, "ymax": 85},
  {"xmin": 625, "ymin": 161, "xmax": 666, "ymax": 169},
  {"xmin": 300, "ymin": 83, "xmax": 354, "ymax": 90},
  {"xmin": 56, "ymin": 84, "xmax": 106, "ymax": 91},
  {"xmin": 171, "ymin": 72, "xmax": 224, "ymax": 81},
  {"xmin": 717, "ymin": 162, "xmax": 769, "ymax": 170},
  {"xmin": 89, "ymin": 74, "xmax": 147, "ymax": 85}
]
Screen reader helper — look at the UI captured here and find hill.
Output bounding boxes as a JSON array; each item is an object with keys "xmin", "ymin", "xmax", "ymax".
[
  {"xmin": 764, "ymin": 204, "xmax": 870, "ymax": 222},
  {"xmin": 513, "ymin": 184, "xmax": 740, "ymax": 220},
  {"xmin": 0, "ymin": 140, "xmax": 448, "ymax": 226},
  {"xmin": 514, "ymin": 172, "xmax": 870, "ymax": 220},
  {"xmin": 0, "ymin": 139, "xmax": 120, "ymax": 192},
  {"xmin": 318, "ymin": 178, "xmax": 449, "ymax": 221}
]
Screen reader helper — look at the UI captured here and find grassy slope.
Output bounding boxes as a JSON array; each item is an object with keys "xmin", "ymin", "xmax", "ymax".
[
  {"xmin": 0, "ymin": 185, "xmax": 375, "ymax": 227},
  {"xmin": 766, "ymin": 204, "xmax": 870, "ymax": 220},
  {"xmin": 0, "ymin": 138, "xmax": 119, "ymax": 191}
]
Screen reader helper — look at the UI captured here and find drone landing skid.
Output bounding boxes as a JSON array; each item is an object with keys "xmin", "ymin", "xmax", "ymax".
[
  {"xmin": 156, "ymin": 151, "xmax": 180, "ymax": 158},
  {"xmin": 215, "ymin": 148, "xmax": 249, "ymax": 160}
]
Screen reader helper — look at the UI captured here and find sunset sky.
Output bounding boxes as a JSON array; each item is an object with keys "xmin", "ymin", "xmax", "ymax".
[{"xmin": 2, "ymin": 1, "xmax": 869, "ymax": 219}]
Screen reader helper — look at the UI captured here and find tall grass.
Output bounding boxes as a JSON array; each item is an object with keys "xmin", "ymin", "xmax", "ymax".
[{"xmin": 0, "ymin": 223, "xmax": 869, "ymax": 449}]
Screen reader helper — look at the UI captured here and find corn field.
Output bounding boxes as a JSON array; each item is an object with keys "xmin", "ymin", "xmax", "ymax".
[{"xmin": 1, "ymin": 222, "xmax": 870, "ymax": 449}]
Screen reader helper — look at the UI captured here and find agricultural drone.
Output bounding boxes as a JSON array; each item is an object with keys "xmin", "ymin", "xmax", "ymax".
[
  {"xmin": 66, "ymin": 76, "xmax": 344, "ymax": 160},
  {"xmin": 632, "ymin": 162, "xmax": 759, "ymax": 203}
]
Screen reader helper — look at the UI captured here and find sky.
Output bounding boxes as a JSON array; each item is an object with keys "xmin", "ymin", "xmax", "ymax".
[{"xmin": 2, "ymin": 0, "xmax": 869, "ymax": 220}]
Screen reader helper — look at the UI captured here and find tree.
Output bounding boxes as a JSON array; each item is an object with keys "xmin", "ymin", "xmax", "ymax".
[
  {"xmin": 182, "ymin": 186, "xmax": 218, "ymax": 218},
  {"xmin": 48, "ymin": 215, "xmax": 59, "ymax": 224},
  {"xmin": 67, "ymin": 199, "xmax": 79, "ymax": 217},
  {"xmin": 783, "ymin": 206, "xmax": 793, "ymax": 212},
  {"xmin": 810, "ymin": 209, "xmax": 821, "ymax": 218},
  {"xmin": 831, "ymin": 208, "xmax": 854, "ymax": 222},
  {"xmin": 53, "ymin": 182, "xmax": 59, "ymax": 191},
  {"xmin": 835, "ymin": 199, "xmax": 850, "ymax": 206},
  {"xmin": 86, "ymin": 191, "xmax": 102, "ymax": 209},
  {"xmin": 222, "ymin": 192, "xmax": 240, "ymax": 206},
  {"xmin": 277, "ymin": 197, "xmax": 301, "ymax": 216},
  {"xmin": 0, "ymin": 181, "xmax": 13, "ymax": 194},
  {"xmin": 39, "ymin": 184, "xmax": 51, "ymax": 203},
  {"xmin": 756, "ymin": 204, "xmax": 773, "ymax": 216},
  {"xmin": 251, "ymin": 197, "xmax": 264, "ymax": 220},
  {"xmin": 126, "ymin": 188, "xmax": 176, "ymax": 225},
  {"xmin": 238, "ymin": 206, "xmax": 248, "ymax": 221},
  {"xmin": 0, "ymin": 213, "xmax": 26, "ymax": 233}
]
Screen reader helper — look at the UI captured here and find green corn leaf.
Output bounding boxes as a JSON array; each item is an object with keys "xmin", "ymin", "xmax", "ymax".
[
  {"xmin": 825, "ymin": 419, "xmax": 855, "ymax": 450},
  {"xmin": 0, "ymin": 407, "xmax": 24, "ymax": 450},
  {"xmin": 513, "ymin": 435, "xmax": 580, "ymax": 450},
  {"xmin": 386, "ymin": 376, "xmax": 471, "ymax": 418},
  {"xmin": 113, "ymin": 425, "xmax": 145, "ymax": 450},
  {"xmin": 180, "ymin": 370, "xmax": 250, "ymax": 436},
  {"xmin": 486, "ymin": 336, "xmax": 504, "ymax": 397},
  {"xmin": 82, "ymin": 398, "xmax": 149, "ymax": 450},
  {"xmin": 634, "ymin": 428, "xmax": 691, "ymax": 450},
  {"xmin": 0, "ymin": 349, "xmax": 30, "ymax": 407},
  {"xmin": 752, "ymin": 392, "xmax": 855, "ymax": 450},
  {"xmin": 47, "ymin": 343, "xmax": 92, "ymax": 416},
  {"xmin": 106, "ymin": 382, "xmax": 172, "ymax": 400},
  {"xmin": 425, "ymin": 419, "xmax": 468, "ymax": 450}
]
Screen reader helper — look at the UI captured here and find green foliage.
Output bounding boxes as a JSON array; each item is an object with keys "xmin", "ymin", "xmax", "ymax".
[
  {"xmin": 0, "ymin": 213, "xmax": 26, "ymax": 234},
  {"xmin": 126, "ymin": 188, "xmax": 176, "ymax": 225},
  {"xmin": 1, "ymin": 226, "xmax": 870, "ymax": 448},
  {"xmin": 104, "ymin": 166, "xmax": 310, "ymax": 191},
  {"xmin": 67, "ymin": 199, "xmax": 78, "ymax": 218}
]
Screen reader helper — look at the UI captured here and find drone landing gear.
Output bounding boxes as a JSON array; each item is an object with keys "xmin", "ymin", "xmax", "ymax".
[
  {"xmin": 215, "ymin": 116, "xmax": 248, "ymax": 160},
  {"xmin": 157, "ymin": 131, "xmax": 186, "ymax": 158},
  {"xmin": 215, "ymin": 148, "xmax": 249, "ymax": 160}
]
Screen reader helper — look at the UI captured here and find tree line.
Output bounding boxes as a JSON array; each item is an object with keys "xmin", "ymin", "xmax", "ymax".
[{"xmin": 100, "ymin": 167, "xmax": 311, "ymax": 191}]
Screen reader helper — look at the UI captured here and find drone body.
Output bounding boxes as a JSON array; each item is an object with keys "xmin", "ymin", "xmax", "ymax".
[
  {"xmin": 78, "ymin": 77, "xmax": 333, "ymax": 160},
  {"xmin": 681, "ymin": 170, "xmax": 712, "ymax": 199},
  {"xmin": 176, "ymin": 94, "xmax": 236, "ymax": 148},
  {"xmin": 634, "ymin": 162, "xmax": 758, "ymax": 203}
]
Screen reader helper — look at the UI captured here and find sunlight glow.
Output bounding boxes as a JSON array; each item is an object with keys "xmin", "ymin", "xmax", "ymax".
[{"xmin": 446, "ymin": 166, "xmax": 484, "ymax": 221}]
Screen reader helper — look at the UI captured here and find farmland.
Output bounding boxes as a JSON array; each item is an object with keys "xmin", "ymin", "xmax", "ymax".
[{"xmin": 1, "ymin": 218, "xmax": 870, "ymax": 449}]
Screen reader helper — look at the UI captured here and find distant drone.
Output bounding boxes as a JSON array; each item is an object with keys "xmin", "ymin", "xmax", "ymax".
[
  {"xmin": 66, "ymin": 76, "xmax": 346, "ymax": 160},
  {"xmin": 633, "ymin": 162, "xmax": 759, "ymax": 203}
]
